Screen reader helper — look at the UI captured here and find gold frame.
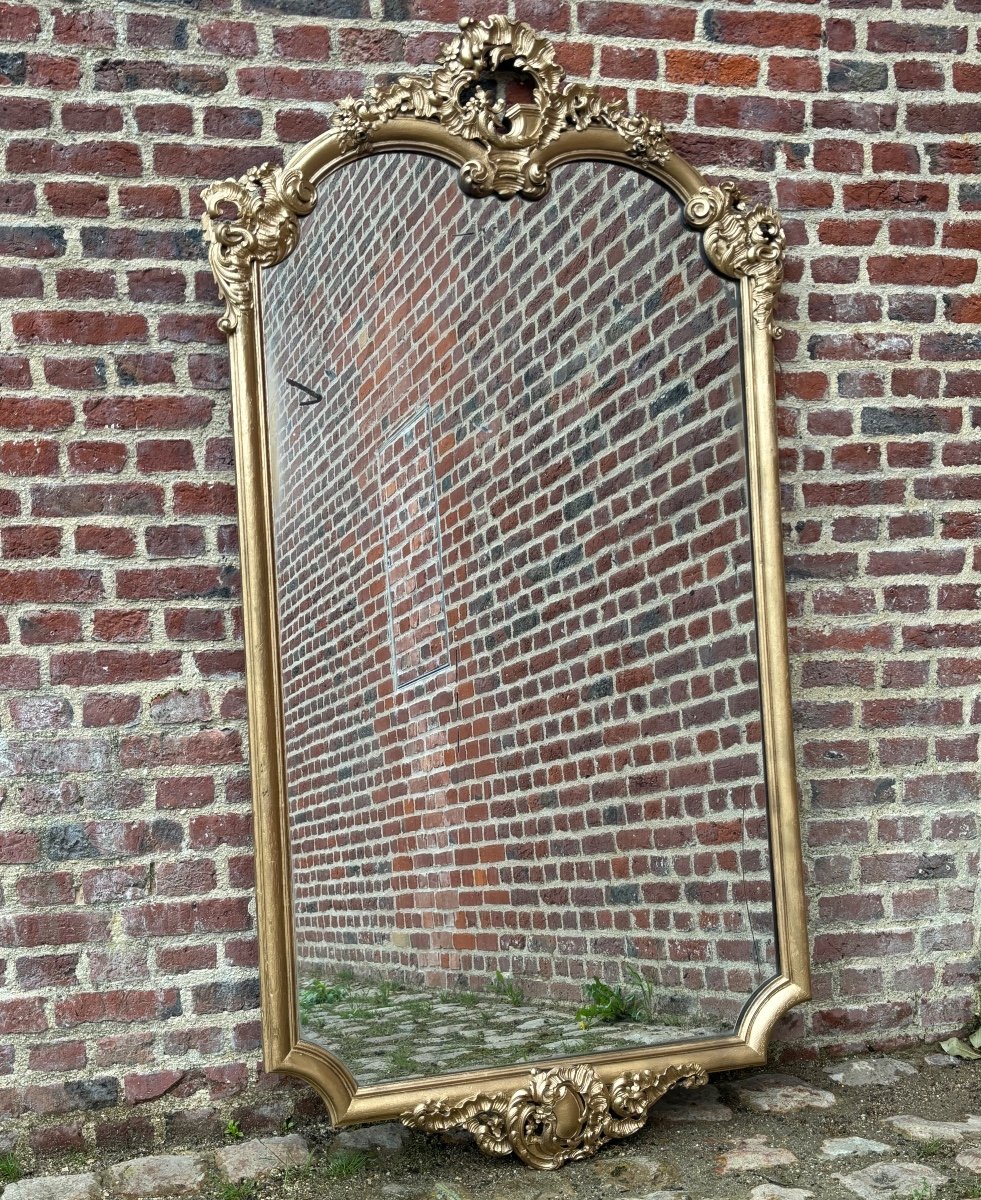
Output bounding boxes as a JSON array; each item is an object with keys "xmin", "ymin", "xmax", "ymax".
[{"xmin": 201, "ymin": 15, "xmax": 809, "ymax": 1168}]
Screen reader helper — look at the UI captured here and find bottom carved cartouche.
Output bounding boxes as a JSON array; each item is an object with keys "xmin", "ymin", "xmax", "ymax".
[{"xmin": 401, "ymin": 1061, "xmax": 707, "ymax": 1170}]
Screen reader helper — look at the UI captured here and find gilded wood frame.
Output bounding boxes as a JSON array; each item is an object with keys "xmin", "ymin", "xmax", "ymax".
[{"xmin": 202, "ymin": 15, "xmax": 810, "ymax": 1168}]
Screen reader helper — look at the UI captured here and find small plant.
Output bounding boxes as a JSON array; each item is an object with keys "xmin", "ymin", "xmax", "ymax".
[
  {"xmin": 299, "ymin": 978, "xmax": 350, "ymax": 1016},
  {"xmin": 624, "ymin": 964, "xmax": 655, "ymax": 1022},
  {"xmin": 372, "ymin": 981, "xmax": 396, "ymax": 1005},
  {"xmin": 0, "ymin": 1153, "xmax": 23, "ymax": 1184},
  {"xmin": 490, "ymin": 970, "xmax": 524, "ymax": 1006},
  {"xmin": 324, "ymin": 1149, "xmax": 370, "ymax": 1179},
  {"xmin": 917, "ymin": 1138, "xmax": 946, "ymax": 1159},
  {"xmin": 908, "ymin": 1185, "xmax": 935, "ymax": 1200},
  {"xmin": 388, "ymin": 1045, "xmax": 420, "ymax": 1075},
  {"xmin": 940, "ymin": 1021, "xmax": 981, "ymax": 1060},
  {"xmin": 575, "ymin": 978, "xmax": 642, "ymax": 1028},
  {"xmin": 224, "ymin": 1118, "xmax": 244, "ymax": 1141},
  {"xmin": 280, "ymin": 1152, "xmax": 315, "ymax": 1186},
  {"xmin": 217, "ymin": 1182, "xmax": 256, "ymax": 1200}
]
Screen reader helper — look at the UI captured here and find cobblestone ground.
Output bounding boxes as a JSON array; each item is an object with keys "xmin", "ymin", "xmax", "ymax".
[
  {"xmin": 299, "ymin": 978, "xmax": 722, "ymax": 1085},
  {"xmin": 2, "ymin": 1050, "xmax": 980, "ymax": 1200}
]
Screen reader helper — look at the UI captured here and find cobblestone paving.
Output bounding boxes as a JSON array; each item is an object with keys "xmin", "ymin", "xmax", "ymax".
[
  {"xmin": 299, "ymin": 979, "xmax": 724, "ymax": 1085},
  {"xmin": 3, "ymin": 1051, "xmax": 981, "ymax": 1200}
]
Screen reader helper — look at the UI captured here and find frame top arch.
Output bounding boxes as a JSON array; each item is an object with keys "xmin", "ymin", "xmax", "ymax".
[{"xmin": 201, "ymin": 14, "xmax": 785, "ymax": 340}]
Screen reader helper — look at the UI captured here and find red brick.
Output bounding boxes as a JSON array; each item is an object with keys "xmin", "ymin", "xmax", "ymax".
[
  {"xmin": 1, "ymin": 525, "xmax": 60, "ymax": 559},
  {"xmin": 768, "ymin": 56, "xmax": 821, "ymax": 93},
  {"xmin": 93, "ymin": 609, "xmax": 151, "ymax": 642},
  {"xmin": 236, "ymin": 66, "xmax": 363, "ymax": 103},
  {"xmin": 0, "ymin": 997, "xmax": 48, "ymax": 1034},
  {"xmin": 200, "ymin": 19, "xmax": 258, "ymax": 57},
  {"xmin": 867, "ymin": 20, "xmax": 968, "ymax": 54},
  {"xmin": 67, "ymin": 441, "xmax": 127, "ymax": 474},
  {"xmin": 1, "ymin": 3, "xmax": 41, "ymax": 41},
  {"xmin": 135, "ymin": 439, "xmax": 195, "ymax": 472},
  {"xmin": 19, "ymin": 610, "xmax": 84, "ymax": 644},
  {"xmin": 272, "ymin": 23, "xmax": 332, "ymax": 61},
  {"xmin": 83, "ymin": 394, "xmax": 212, "ymax": 430},
  {"xmin": 695, "ymin": 94, "xmax": 804, "ymax": 134},
  {"xmin": 869, "ymin": 254, "xmax": 976, "ymax": 286},
  {"xmin": 75, "ymin": 525, "xmax": 136, "ymax": 558},
  {"xmin": 0, "ymin": 568, "xmax": 102, "ymax": 603},
  {"xmin": 843, "ymin": 180, "xmax": 948, "ymax": 210},
  {"xmin": 13, "ymin": 311, "xmax": 147, "ymax": 346},
  {"xmin": 52, "ymin": 8, "xmax": 115, "ymax": 46},
  {"xmin": 704, "ymin": 9, "xmax": 822, "ymax": 49}
]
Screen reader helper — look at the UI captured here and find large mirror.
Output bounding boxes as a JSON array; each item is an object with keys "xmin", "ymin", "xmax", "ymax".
[{"xmin": 203, "ymin": 15, "xmax": 808, "ymax": 1170}]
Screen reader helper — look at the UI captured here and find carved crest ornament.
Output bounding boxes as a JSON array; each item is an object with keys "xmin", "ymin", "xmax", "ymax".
[
  {"xmin": 202, "ymin": 14, "xmax": 785, "ymax": 338},
  {"xmin": 199, "ymin": 15, "xmax": 807, "ymax": 1172}
]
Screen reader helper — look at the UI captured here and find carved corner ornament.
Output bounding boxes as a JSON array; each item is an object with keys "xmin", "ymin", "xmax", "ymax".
[
  {"xmin": 401, "ymin": 1062, "xmax": 707, "ymax": 1170},
  {"xmin": 201, "ymin": 163, "xmax": 315, "ymax": 333},
  {"xmin": 685, "ymin": 182, "xmax": 786, "ymax": 338}
]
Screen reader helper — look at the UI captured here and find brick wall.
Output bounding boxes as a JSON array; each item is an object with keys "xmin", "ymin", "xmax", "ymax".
[
  {"xmin": 0, "ymin": 0, "xmax": 978, "ymax": 1151},
  {"xmin": 267, "ymin": 154, "xmax": 773, "ymax": 1026}
]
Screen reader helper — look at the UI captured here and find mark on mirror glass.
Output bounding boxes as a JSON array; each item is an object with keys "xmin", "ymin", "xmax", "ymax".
[{"xmin": 379, "ymin": 407, "xmax": 451, "ymax": 689}]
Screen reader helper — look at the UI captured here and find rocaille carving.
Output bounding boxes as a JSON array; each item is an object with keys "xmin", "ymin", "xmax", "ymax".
[
  {"xmin": 201, "ymin": 163, "xmax": 315, "ymax": 334},
  {"xmin": 685, "ymin": 182, "xmax": 786, "ymax": 338},
  {"xmin": 330, "ymin": 15, "xmax": 671, "ymax": 200},
  {"xmin": 200, "ymin": 17, "xmax": 787, "ymax": 342},
  {"xmin": 401, "ymin": 1062, "xmax": 708, "ymax": 1170}
]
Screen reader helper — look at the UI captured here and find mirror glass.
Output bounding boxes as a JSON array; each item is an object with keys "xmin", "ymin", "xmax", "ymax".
[{"xmin": 261, "ymin": 155, "xmax": 776, "ymax": 1086}]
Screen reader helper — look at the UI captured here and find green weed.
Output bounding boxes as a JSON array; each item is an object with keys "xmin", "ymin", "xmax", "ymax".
[
  {"xmin": 299, "ymin": 978, "xmax": 350, "ymax": 1015},
  {"xmin": 224, "ymin": 1119, "xmax": 244, "ymax": 1141},
  {"xmin": 575, "ymin": 978, "xmax": 642, "ymax": 1028},
  {"xmin": 490, "ymin": 970, "xmax": 524, "ymax": 1006},
  {"xmin": 624, "ymin": 964, "xmax": 656, "ymax": 1022},
  {"xmin": 0, "ymin": 1153, "xmax": 23, "ymax": 1184},
  {"xmin": 388, "ymin": 1045, "xmax": 420, "ymax": 1075},
  {"xmin": 216, "ymin": 1181, "xmax": 256, "ymax": 1200},
  {"xmin": 917, "ymin": 1138, "xmax": 946, "ymax": 1159},
  {"xmin": 324, "ymin": 1149, "xmax": 370, "ymax": 1179}
]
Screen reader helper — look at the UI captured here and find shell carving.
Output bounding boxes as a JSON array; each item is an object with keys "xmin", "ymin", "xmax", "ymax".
[
  {"xmin": 330, "ymin": 15, "xmax": 671, "ymax": 199},
  {"xmin": 401, "ymin": 1062, "xmax": 707, "ymax": 1170}
]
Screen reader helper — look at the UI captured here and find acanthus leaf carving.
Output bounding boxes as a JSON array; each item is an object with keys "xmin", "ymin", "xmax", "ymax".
[
  {"xmin": 329, "ymin": 15, "xmax": 671, "ymax": 200},
  {"xmin": 684, "ymin": 182, "xmax": 785, "ymax": 338},
  {"xmin": 401, "ymin": 1061, "xmax": 707, "ymax": 1170},
  {"xmin": 201, "ymin": 163, "xmax": 316, "ymax": 334}
]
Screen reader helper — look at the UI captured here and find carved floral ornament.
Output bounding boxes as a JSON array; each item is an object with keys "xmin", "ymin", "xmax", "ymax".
[
  {"xmin": 401, "ymin": 1062, "xmax": 708, "ymax": 1170},
  {"xmin": 200, "ymin": 14, "xmax": 785, "ymax": 338}
]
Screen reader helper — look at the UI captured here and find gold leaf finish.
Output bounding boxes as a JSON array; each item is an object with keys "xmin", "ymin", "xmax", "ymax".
[
  {"xmin": 330, "ymin": 15, "xmax": 670, "ymax": 199},
  {"xmin": 685, "ymin": 182, "xmax": 786, "ymax": 338},
  {"xmin": 200, "ymin": 10, "xmax": 810, "ymax": 1161},
  {"xmin": 201, "ymin": 163, "xmax": 315, "ymax": 333},
  {"xmin": 402, "ymin": 1062, "xmax": 707, "ymax": 1169}
]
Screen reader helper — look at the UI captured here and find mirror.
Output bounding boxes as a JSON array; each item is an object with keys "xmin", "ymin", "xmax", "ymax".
[
  {"xmin": 202, "ymin": 14, "xmax": 808, "ymax": 1170},
  {"xmin": 263, "ymin": 154, "xmax": 775, "ymax": 1086}
]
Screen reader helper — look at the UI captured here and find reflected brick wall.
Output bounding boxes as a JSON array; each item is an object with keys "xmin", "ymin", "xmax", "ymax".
[{"xmin": 265, "ymin": 157, "xmax": 773, "ymax": 1021}]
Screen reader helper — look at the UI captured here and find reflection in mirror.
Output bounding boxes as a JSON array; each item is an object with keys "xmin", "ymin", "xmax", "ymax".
[{"xmin": 262, "ymin": 156, "xmax": 776, "ymax": 1086}]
